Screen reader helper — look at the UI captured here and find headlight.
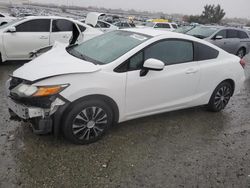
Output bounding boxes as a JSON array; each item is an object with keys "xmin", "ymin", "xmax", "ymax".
[{"xmin": 11, "ymin": 84, "xmax": 69, "ymax": 98}]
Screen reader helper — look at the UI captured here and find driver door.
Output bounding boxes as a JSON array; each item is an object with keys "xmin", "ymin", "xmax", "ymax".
[
  {"xmin": 125, "ymin": 40, "xmax": 200, "ymax": 119},
  {"xmin": 3, "ymin": 19, "xmax": 51, "ymax": 59}
]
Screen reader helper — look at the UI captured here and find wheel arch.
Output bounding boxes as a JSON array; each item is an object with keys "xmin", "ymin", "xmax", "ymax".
[
  {"xmin": 74, "ymin": 94, "xmax": 120, "ymax": 124},
  {"xmin": 218, "ymin": 79, "xmax": 235, "ymax": 96},
  {"xmin": 53, "ymin": 94, "xmax": 120, "ymax": 137},
  {"xmin": 237, "ymin": 46, "xmax": 246, "ymax": 55}
]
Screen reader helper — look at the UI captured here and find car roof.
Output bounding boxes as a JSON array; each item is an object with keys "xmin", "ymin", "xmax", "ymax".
[
  {"xmin": 124, "ymin": 28, "xmax": 183, "ymax": 37},
  {"xmin": 18, "ymin": 16, "xmax": 94, "ymax": 29},
  {"xmin": 198, "ymin": 25, "xmax": 248, "ymax": 32},
  {"xmin": 123, "ymin": 28, "xmax": 224, "ymax": 51},
  {"xmin": 25, "ymin": 16, "xmax": 76, "ymax": 21}
]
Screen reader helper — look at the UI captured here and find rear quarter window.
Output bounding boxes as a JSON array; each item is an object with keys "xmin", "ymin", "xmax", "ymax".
[
  {"xmin": 238, "ymin": 31, "xmax": 249, "ymax": 39},
  {"xmin": 194, "ymin": 42, "xmax": 219, "ymax": 61}
]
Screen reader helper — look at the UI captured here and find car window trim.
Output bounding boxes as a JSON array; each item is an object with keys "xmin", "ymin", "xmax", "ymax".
[
  {"xmin": 52, "ymin": 19, "xmax": 75, "ymax": 32},
  {"xmin": 15, "ymin": 18, "xmax": 51, "ymax": 33},
  {"xmin": 114, "ymin": 38, "xmax": 195, "ymax": 73}
]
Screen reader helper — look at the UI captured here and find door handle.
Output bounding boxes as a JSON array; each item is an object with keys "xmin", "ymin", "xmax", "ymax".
[
  {"xmin": 40, "ymin": 36, "xmax": 48, "ymax": 39},
  {"xmin": 185, "ymin": 68, "xmax": 198, "ymax": 74},
  {"xmin": 63, "ymin": 35, "xmax": 70, "ymax": 38}
]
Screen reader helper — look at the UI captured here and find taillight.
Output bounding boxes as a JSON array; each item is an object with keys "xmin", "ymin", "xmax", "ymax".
[{"xmin": 240, "ymin": 59, "xmax": 246, "ymax": 69}]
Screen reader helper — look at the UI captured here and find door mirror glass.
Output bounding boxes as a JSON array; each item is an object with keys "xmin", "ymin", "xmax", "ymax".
[
  {"xmin": 7, "ymin": 26, "xmax": 16, "ymax": 33},
  {"xmin": 215, "ymin": 35, "xmax": 223, "ymax": 40},
  {"xmin": 143, "ymin": 58, "xmax": 165, "ymax": 71}
]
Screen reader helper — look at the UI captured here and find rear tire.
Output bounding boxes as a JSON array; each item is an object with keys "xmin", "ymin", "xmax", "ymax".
[
  {"xmin": 207, "ymin": 82, "xmax": 233, "ymax": 112},
  {"xmin": 62, "ymin": 99, "xmax": 113, "ymax": 145},
  {"xmin": 236, "ymin": 48, "xmax": 246, "ymax": 58}
]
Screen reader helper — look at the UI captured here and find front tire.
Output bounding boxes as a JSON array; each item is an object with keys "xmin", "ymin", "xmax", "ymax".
[
  {"xmin": 207, "ymin": 82, "xmax": 233, "ymax": 112},
  {"xmin": 62, "ymin": 99, "xmax": 113, "ymax": 145}
]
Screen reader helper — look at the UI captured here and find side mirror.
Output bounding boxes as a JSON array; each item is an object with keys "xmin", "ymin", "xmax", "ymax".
[
  {"xmin": 7, "ymin": 26, "xmax": 16, "ymax": 33},
  {"xmin": 214, "ymin": 35, "xmax": 223, "ymax": 40},
  {"xmin": 140, "ymin": 58, "xmax": 165, "ymax": 77}
]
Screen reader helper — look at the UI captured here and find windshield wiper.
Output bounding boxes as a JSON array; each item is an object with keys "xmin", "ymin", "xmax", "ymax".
[{"xmin": 192, "ymin": 34, "xmax": 206, "ymax": 39}]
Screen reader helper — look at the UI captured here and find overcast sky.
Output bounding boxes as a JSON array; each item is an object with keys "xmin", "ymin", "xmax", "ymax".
[{"xmin": 31, "ymin": 0, "xmax": 249, "ymax": 19}]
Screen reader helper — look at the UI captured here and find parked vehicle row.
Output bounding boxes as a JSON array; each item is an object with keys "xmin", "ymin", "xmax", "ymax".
[
  {"xmin": 6, "ymin": 29, "xmax": 245, "ymax": 144},
  {"xmin": 144, "ymin": 22, "xmax": 178, "ymax": 31},
  {"xmin": 0, "ymin": 13, "xmax": 16, "ymax": 26},
  {"xmin": 186, "ymin": 26, "xmax": 250, "ymax": 58},
  {"xmin": 0, "ymin": 16, "xmax": 103, "ymax": 63}
]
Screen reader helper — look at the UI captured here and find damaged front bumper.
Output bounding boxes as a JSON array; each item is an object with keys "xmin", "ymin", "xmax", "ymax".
[{"xmin": 7, "ymin": 96, "xmax": 67, "ymax": 135}]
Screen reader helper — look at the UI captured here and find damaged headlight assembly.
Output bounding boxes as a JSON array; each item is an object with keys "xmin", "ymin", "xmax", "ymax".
[
  {"xmin": 11, "ymin": 83, "xmax": 69, "ymax": 98},
  {"xmin": 10, "ymin": 83, "xmax": 69, "ymax": 115}
]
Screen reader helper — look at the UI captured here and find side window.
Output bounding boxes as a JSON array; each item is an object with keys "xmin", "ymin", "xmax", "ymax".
[
  {"xmin": 128, "ymin": 51, "xmax": 144, "ymax": 70},
  {"xmin": 171, "ymin": 24, "xmax": 177, "ymax": 29},
  {"xmin": 52, "ymin": 19, "xmax": 74, "ymax": 32},
  {"xmin": 194, "ymin": 42, "xmax": 219, "ymax": 61},
  {"xmin": 238, "ymin": 31, "xmax": 249, "ymax": 39},
  {"xmin": 154, "ymin": 23, "xmax": 161, "ymax": 28},
  {"xmin": 123, "ymin": 23, "xmax": 130, "ymax": 28},
  {"xmin": 16, "ymin": 19, "xmax": 50, "ymax": 32},
  {"xmin": 97, "ymin": 21, "xmax": 110, "ymax": 28},
  {"xmin": 0, "ymin": 14, "xmax": 5, "ymax": 17},
  {"xmin": 77, "ymin": 24, "xmax": 86, "ymax": 32},
  {"xmin": 215, "ymin": 30, "xmax": 226, "ymax": 38},
  {"xmin": 145, "ymin": 40, "xmax": 193, "ymax": 65},
  {"xmin": 162, "ymin": 23, "xmax": 171, "ymax": 28},
  {"xmin": 104, "ymin": 22, "xmax": 110, "ymax": 28},
  {"xmin": 227, "ymin": 29, "xmax": 238, "ymax": 38}
]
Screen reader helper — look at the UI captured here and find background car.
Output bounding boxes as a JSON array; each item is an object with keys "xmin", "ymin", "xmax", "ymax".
[
  {"xmin": 7, "ymin": 29, "xmax": 245, "ymax": 144},
  {"xmin": 145, "ymin": 22, "xmax": 178, "ymax": 31},
  {"xmin": 113, "ymin": 21, "xmax": 136, "ymax": 29},
  {"xmin": 0, "ymin": 16, "xmax": 103, "ymax": 63},
  {"xmin": 94, "ymin": 20, "xmax": 118, "ymax": 32},
  {"xmin": 186, "ymin": 26, "xmax": 250, "ymax": 58},
  {"xmin": 0, "ymin": 12, "xmax": 16, "ymax": 26},
  {"xmin": 174, "ymin": 25, "xmax": 198, "ymax": 34}
]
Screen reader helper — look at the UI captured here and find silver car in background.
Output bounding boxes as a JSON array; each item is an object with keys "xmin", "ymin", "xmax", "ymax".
[{"xmin": 186, "ymin": 26, "xmax": 250, "ymax": 58}]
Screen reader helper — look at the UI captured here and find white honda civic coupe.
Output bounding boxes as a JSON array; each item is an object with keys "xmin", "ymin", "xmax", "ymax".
[
  {"xmin": 0, "ymin": 16, "xmax": 103, "ymax": 63},
  {"xmin": 6, "ymin": 29, "xmax": 245, "ymax": 144}
]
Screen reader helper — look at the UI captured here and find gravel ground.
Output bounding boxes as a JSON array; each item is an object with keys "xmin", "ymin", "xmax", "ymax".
[{"xmin": 0, "ymin": 54, "xmax": 250, "ymax": 188}]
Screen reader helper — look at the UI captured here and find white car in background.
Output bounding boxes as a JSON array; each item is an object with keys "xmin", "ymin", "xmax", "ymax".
[
  {"xmin": 6, "ymin": 29, "xmax": 245, "ymax": 144},
  {"xmin": 0, "ymin": 12, "xmax": 16, "ymax": 26},
  {"xmin": 84, "ymin": 12, "xmax": 118, "ymax": 32},
  {"xmin": 145, "ymin": 22, "xmax": 178, "ymax": 31},
  {"xmin": 0, "ymin": 16, "xmax": 103, "ymax": 63}
]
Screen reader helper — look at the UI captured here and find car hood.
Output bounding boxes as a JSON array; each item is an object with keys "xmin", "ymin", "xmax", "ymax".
[
  {"xmin": 13, "ymin": 42, "xmax": 101, "ymax": 81},
  {"xmin": 85, "ymin": 12, "xmax": 105, "ymax": 27}
]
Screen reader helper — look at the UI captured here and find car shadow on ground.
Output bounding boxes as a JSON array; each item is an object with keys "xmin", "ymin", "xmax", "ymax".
[{"xmin": 15, "ymin": 105, "xmax": 227, "ymax": 148}]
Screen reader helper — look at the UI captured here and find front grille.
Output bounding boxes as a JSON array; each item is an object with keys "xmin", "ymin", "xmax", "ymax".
[{"xmin": 10, "ymin": 95, "xmax": 57, "ymax": 109}]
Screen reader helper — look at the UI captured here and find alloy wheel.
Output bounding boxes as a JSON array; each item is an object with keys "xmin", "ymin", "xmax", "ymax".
[
  {"xmin": 72, "ymin": 106, "xmax": 108, "ymax": 141},
  {"xmin": 213, "ymin": 85, "xmax": 231, "ymax": 111}
]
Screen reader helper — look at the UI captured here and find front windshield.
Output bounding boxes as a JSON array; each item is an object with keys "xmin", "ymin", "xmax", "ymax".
[
  {"xmin": 0, "ymin": 18, "xmax": 24, "ymax": 30},
  {"xmin": 174, "ymin": 26, "xmax": 193, "ymax": 33},
  {"xmin": 186, "ymin": 26, "xmax": 220, "ymax": 39},
  {"xmin": 67, "ymin": 30, "xmax": 151, "ymax": 64}
]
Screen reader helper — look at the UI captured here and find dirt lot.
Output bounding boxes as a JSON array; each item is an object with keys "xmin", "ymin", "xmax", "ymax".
[{"xmin": 0, "ymin": 55, "xmax": 250, "ymax": 188}]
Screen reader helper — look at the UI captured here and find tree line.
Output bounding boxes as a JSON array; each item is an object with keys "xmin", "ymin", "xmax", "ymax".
[{"xmin": 183, "ymin": 4, "xmax": 226, "ymax": 24}]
